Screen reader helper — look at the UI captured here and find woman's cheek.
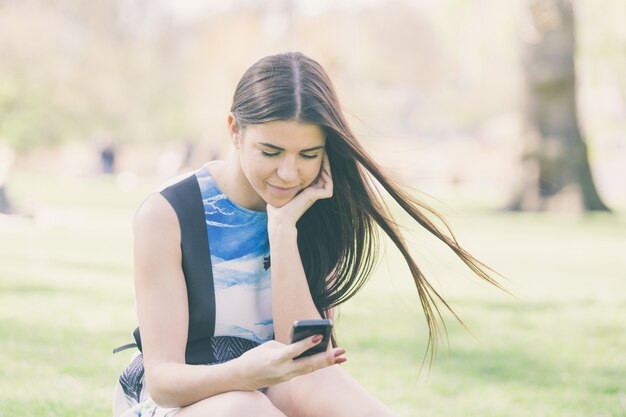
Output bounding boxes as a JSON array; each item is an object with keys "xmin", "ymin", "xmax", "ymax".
[
  {"xmin": 309, "ymin": 161, "xmax": 323, "ymax": 183},
  {"xmin": 248, "ymin": 158, "xmax": 269, "ymax": 180}
]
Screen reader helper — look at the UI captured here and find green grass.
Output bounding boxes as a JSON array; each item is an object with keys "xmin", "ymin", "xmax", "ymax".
[{"xmin": 1, "ymin": 170, "xmax": 625, "ymax": 416}]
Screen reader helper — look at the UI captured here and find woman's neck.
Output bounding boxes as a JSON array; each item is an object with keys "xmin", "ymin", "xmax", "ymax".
[{"xmin": 208, "ymin": 158, "xmax": 266, "ymax": 212}]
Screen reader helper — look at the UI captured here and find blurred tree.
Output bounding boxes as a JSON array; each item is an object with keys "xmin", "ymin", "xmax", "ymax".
[
  {"xmin": 0, "ymin": 0, "xmax": 189, "ymax": 151},
  {"xmin": 510, "ymin": 0, "xmax": 609, "ymax": 212}
]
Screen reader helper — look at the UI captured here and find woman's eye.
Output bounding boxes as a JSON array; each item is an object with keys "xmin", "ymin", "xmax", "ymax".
[
  {"xmin": 261, "ymin": 150, "xmax": 280, "ymax": 157},
  {"xmin": 301, "ymin": 154, "xmax": 319, "ymax": 159}
]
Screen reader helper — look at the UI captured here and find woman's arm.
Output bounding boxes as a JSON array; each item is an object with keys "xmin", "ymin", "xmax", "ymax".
[
  {"xmin": 267, "ymin": 154, "xmax": 334, "ymax": 343},
  {"xmin": 134, "ymin": 192, "xmax": 343, "ymax": 408},
  {"xmin": 268, "ymin": 225, "xmax": 323, "ymax": 343}
]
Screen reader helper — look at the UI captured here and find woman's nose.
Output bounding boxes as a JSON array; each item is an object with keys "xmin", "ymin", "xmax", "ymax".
[{"xmin": 276, "ymin": 158, "xmax": 299, "ymax": 183}]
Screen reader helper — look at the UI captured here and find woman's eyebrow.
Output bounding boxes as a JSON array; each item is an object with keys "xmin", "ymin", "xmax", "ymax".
[{"xmin": 258, "ymin": 142, "xmax": 324, "ymax": 152}]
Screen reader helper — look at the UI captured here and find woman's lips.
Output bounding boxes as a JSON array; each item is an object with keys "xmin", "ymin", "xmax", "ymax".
[{"xmin": 267, "ymin": 183, "xmax": 299, "ymax": 196}]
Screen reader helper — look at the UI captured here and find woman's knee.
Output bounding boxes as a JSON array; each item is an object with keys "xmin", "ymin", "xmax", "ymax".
[
  {"xmin": 176, "ymin": 390, "xmax": 285, "ymax": 417},
  {"xmin": 275, "ymin": 365, "xmax": 397, "ymax": 417}
]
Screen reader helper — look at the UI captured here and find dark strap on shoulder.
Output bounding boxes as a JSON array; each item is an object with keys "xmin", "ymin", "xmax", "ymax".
[{"xmin": 130, "ymin": 174, "xmax": 216, "ymax": 364}]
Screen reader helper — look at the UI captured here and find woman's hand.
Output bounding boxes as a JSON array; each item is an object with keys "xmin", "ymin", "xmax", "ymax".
[
  {"xmin": 234, "ymin": 336, "xmax": 346, "ymax": 391},
  {"xmin": 266, "ymin": 151, "xmax": 333, "ymax": 232}
]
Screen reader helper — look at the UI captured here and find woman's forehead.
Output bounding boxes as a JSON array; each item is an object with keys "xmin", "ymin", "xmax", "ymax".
[{"xmin": 244, "ymin": 120, "xmax": 326, "ymax": 148}]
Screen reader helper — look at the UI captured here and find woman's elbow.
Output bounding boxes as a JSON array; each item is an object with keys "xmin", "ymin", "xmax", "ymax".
[{"xmin": 144, "ymin": 365, "xmax": 184, "ymax": 408}]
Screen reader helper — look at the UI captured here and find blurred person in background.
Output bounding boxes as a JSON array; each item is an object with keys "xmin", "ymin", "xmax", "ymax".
[
  {"xmin": 0, "ymin": 142, "xmax": 16, "ymax": 215},
  {"xmin": 100, "ymin": 138, "xmax": 116, "ymax": 175},
  {"xmin": 113, "ymin": 52, "xmax": 502, "ymax": 417}
]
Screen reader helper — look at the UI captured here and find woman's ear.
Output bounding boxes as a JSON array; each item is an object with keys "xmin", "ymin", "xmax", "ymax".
[{"xmin": 227, "ymin": 113, "xmax": 242, "ymax": 149}]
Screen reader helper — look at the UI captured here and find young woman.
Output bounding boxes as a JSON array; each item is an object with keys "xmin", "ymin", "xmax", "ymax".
[{"xmin": 113, "ymin": 52, "xmax": 503, "ymax": 417}]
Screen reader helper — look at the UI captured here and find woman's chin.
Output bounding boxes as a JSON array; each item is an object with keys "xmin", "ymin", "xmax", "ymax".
[{"xmin": 264, "ymin": 196, "xmax": 290, "ymax": 209}]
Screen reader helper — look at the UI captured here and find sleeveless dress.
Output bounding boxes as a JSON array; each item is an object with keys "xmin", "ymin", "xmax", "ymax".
[{"xmin": 113, "ymin": 163, "xmax": 274, "ymax": 417}]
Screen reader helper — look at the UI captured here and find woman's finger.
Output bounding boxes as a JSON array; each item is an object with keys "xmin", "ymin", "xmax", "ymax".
[
  {"xmin": 291, "ymin": 347, "xmax": 348, "ymax": 376},
  {"xmin": 322, "ymin": 150, "xmax": 332, "ymax": 177},
  {"xmin": 291, "ymin": 174, "xmax": 332, "ymax": 208},
  {"xmin": 320, "ymin": 169, "xmax": 333, "ymax": 194},
  {"xmin": 285, "ymin": 334, "xmax": 324, "ymax": 360}
]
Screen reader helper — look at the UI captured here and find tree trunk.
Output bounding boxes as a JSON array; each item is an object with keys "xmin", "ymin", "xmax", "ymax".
[{"xmin": 509, "ymin": 0, "xmax": 610, "ymax": 212}]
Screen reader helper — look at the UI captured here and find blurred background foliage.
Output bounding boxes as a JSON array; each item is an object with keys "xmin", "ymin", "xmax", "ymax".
[{"xmin": 0, "ymin": 0, "xmax": 624, "ymax": 211}]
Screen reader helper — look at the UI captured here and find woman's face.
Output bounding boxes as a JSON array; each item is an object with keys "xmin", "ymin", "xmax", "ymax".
[{"xmin": 235, "ymin": 120, "xmax": 326, "ymax": 209}]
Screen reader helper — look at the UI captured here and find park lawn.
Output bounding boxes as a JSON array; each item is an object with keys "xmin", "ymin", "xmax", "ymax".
[{"xmin": 0, "ymin": 170, "xmax": 625, "ymax": 417}]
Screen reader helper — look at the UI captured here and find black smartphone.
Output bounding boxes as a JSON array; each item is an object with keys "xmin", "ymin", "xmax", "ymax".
[{"xmin": 289, "ymin": 319, "xmax": 333, "ymax": 359}]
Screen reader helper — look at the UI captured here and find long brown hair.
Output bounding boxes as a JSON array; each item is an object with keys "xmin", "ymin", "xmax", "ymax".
[{"xmin": 231, "ymin": 52, "xmax": 505, "ymax": 363}]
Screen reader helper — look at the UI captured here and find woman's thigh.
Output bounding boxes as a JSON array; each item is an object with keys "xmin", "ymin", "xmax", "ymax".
[
  {"xmin": 266, "ymin": 365, "xmax": 396, "ymax": 417},
  {"xmin": 175, "ymin": 390, "xmax": 287, "ymax": 417}
]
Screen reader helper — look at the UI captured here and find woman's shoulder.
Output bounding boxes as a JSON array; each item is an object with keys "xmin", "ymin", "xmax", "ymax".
[
  {"xmin": 133, "ymin": 192, "xmax": 178, "ymax": 239},
  {"xmin": 132, "ymin": 194, "xmax": 183, "ymax": 279},
  {"xmin": 135, "ymin": 167, "xmax": 203, "ymax": 222},
  {"xmin": 133, "ymin": 164, "xmax": 210, "ymax": 236}
]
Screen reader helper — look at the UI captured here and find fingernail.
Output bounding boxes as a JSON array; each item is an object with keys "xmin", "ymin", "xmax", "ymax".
[
  {"xmin": 335, "ymin": 357, "xmax": 347, "ymax": 364},
  {"xmin": 334, "ymin": 348, "xmax": 346, "ymax": 357},
  {"xmin": 312, "ymin": 335, "xmax": 323, "ymax": 344}
]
